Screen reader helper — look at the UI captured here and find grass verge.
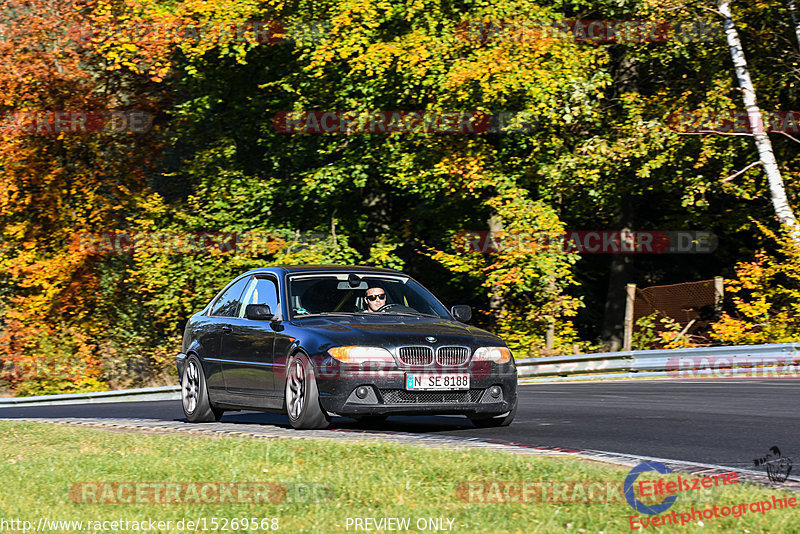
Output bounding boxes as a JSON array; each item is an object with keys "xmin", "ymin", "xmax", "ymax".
[{"xmin": 0, "ymin": 421, "xmax": 797, "ymax": 533}]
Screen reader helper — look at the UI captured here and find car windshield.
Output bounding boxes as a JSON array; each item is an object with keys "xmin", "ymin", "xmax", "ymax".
[{"xmin": 287, "ymin": 273, "xmax": 451, "ymax": 319}]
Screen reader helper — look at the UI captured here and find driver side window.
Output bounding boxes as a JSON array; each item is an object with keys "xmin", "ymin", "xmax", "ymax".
[
  {"xmin": 210, "ymin": 276, "xmax": 251, "ymax": 317},
  {"xmin": 239, "ymin": 276, "xmax": 279, "ymax": 318}
]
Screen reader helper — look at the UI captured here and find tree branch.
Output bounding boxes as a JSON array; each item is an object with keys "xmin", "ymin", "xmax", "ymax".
[
  {"xmin": 698, "ymin": 5, "xmax": 725, "ymax": 18},
  {"xmin": 674, "ymin": 130, "xmax": 753, "ymax": 136},
  {"xmin": 721, "ymin": 161, "xmax": 762, "ymax": 183},
  {"xmin": 776, "ymin": 130, "xmax": 800, "ymax": 144}
]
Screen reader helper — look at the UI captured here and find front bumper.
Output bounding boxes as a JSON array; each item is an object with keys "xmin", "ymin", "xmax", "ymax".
[{"xmin": 313, "ymin": 361, "xmax": 517, "ymax": 417}]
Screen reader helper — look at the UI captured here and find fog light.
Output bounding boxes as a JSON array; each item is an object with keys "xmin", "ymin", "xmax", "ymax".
[
  {"xmin": 490, "ymin": 386, "xmax": 502, "ymax": 398},
  {"xmin": 356, "ymin": 386, "xmax": 369, "ymax": 399}
]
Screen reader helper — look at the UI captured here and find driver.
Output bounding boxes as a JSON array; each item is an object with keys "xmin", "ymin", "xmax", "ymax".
[{"xmin": 364, "ymin": 286, "xmax": 387, "ymax": 312}]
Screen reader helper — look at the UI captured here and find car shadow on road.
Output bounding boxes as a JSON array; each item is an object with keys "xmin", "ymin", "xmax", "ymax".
[{"xmin": 214, "ymin": 411, "xmax": 476, "ymax": 433}]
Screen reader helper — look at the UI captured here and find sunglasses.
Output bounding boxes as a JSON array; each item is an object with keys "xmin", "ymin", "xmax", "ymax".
[{"xmin": 365, "ymin": 293, "xmax": 386, "ymax": 302}]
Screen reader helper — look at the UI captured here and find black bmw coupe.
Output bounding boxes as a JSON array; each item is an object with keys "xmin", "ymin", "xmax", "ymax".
[{"xmin": 176, "ymin": 265, "xmax": 517, "ymax": 429}]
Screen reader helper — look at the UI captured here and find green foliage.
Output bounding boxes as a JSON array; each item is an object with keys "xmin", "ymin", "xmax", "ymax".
[
  {"xmin": 631, "ymin": 312, "xmax": 661, "ymax": 350},
  {"xmin": 2, "ymin": 0, "xmax": 800, "ymax": 392},
  {"xmin": 631, "ymin": 312, "xmax": 690, "ymax": 351}
]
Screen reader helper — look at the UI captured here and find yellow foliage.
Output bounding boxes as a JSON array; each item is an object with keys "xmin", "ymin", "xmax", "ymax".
[{"xmin": 710, "ymin": 225, "xmax": 800, "ymax": 344}]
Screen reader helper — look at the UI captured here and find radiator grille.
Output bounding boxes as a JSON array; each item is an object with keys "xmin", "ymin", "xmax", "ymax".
[
  {"xmin": 436, "ymin": 346, "xmax": 470, "ymax": 366},
  {"xmin": 397, "ymin": 346, "xmax": 434, "ymax": 366},
  {"xmin": 380, "ymin": 389, "xmax": 484, "ymax": 404}
]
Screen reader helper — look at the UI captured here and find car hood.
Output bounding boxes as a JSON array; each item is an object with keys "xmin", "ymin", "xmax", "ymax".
[{"xmin": 289, "ymin": 314, "xmax": 504, "ymax": 347}]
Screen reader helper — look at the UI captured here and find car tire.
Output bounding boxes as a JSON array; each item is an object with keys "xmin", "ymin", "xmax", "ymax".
[
  {"xmin": 285, "ymin": 354, "xmax": 330, "ymax": 430},
  {"xmin": 182, "ymin": 355, "xmax": 224, "ymax": 423},
  {"xmin": 469, "ymin": 395, "xmax": 517, "ymax": 428}
]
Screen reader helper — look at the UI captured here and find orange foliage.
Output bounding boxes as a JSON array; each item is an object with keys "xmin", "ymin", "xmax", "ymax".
[{"xmin": 0, "ymin": 0, "xmax": 168, "ymax": 392}]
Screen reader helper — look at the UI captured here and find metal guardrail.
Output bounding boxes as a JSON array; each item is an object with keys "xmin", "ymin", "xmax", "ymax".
[
  {"xmin": 516, "ymin": 343, "xmax": 800, "ymax": 382},
  {"xmin": 0, "ymin": 385, "xmax": 181, "ymax": 406},
  {"xmin": 2, "ymin": 343, "xmax": 799, "ymax": 404}
]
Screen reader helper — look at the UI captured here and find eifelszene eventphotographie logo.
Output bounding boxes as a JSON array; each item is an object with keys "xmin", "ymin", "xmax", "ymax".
[{"xmin": 624, "ymin": 462, "xmax": 678, "ymax": 515}]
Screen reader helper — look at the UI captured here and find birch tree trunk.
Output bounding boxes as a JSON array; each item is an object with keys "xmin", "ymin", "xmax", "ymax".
[
  {"xmin": 487, "ymin": 214, "xmax": 504, "ymax": 314},
  {"xmin": 787, "ymin": 0, "xmax": 800, "ymax": 54},
  {"xmin": 718, "ymin": 0, "xmax": 800, "ymax": 239}
]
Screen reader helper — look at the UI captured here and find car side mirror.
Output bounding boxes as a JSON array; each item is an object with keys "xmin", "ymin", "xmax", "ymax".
[
  {"xmin": 451, "ymin": 305, "xmax": 471, "ymax": 323},
  {"xmin": 245, "ymin": 304, "xmax": 274, "ymax": 320}
]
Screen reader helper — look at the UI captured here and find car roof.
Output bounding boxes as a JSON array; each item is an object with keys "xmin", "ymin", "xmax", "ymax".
[{"xmin": 241, "ymin": 265, "xmax": 405, "ymax": 277}]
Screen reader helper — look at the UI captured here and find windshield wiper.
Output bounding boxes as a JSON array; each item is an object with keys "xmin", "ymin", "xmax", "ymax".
[
  {"xmin": 294, "ymin": 312, "xmax": 357, "ymax": 318},
  {"xmin": 378, "ymin": 312, "xmax": 441, "ymax": 318}
]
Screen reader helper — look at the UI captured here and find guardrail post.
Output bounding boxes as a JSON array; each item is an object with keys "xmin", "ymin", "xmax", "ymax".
[{"xmin": 623, "ymin": 283, "xmax": 636, "ymax": 351}]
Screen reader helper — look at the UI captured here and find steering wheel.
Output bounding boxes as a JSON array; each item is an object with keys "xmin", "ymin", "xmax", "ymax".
[{"xmin": 376, "ymin": 303, "xmax": 400, "ymax": 312}]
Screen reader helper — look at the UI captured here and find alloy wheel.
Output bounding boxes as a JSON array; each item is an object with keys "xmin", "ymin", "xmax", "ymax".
[
  {"xmin": 182, "ymin": 359, "xmax": 199, "ymax": 414},
  {"xmin": 287, "ymin": 359, "xmax": 306, "ymax": 419}
]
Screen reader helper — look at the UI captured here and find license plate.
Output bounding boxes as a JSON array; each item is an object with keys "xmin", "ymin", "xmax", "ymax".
[{"xmin": 405, "ymin": 374, "xmax": 470, "ymax": 391}]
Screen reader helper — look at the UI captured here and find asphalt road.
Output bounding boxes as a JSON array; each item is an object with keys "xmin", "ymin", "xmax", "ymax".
[{"xmin": 1, "ymin": 379, "xmax": 797, "ymax": 469}]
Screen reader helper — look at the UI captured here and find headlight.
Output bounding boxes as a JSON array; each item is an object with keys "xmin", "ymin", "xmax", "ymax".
[
  {"xmin": 473, "ymin": 346, "xmax": 512, "ymax": 363},
  {"xmin": 328, "ymin": 346, "xmax": 395, "ymax": 364}
]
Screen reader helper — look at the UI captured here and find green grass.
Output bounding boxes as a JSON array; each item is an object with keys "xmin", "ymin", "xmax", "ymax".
[{"xmin": 0, "ymin": 421, "xmax": 797, "ymax": 533}]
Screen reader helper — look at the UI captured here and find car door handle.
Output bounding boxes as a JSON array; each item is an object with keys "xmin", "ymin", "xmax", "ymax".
[{"xmin": 222, "ymin": 326, "xmax": 232, "ymax": 335}]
